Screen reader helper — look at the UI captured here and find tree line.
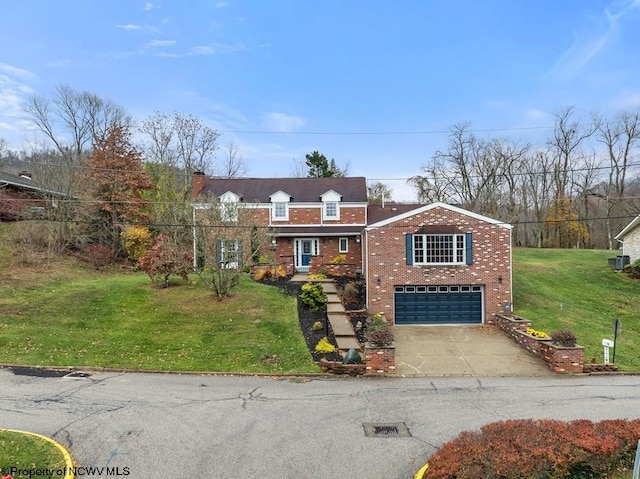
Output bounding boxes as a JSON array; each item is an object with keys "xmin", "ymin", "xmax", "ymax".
[
  {"xmin": 409, "ymin": 107, "xmax": 640, "ymax": 249},
  {"xmin": 2, "ymin": 86, "xmax": 639, "ymax": 254}
]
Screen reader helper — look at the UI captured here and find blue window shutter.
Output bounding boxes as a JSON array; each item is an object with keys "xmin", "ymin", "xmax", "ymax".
[
  {"xmin": 465, "ymin": 233, "xmax": 473, "ymax": 265},
  {"xmin": 215, "ymin": 239, "xmax": 222, "ymax": 265},
  {"xmin": 406, "ymin": 233, "xmax": 413, "ymax": 265}
]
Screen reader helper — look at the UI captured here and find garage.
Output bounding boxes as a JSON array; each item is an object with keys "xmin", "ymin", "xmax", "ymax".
[{"xmin": 394, "ymin": 285, "xmax": 483, "ymax": 325}]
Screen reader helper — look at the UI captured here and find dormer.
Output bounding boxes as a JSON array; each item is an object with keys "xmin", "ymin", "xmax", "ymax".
[
  {"xmin": 219, "ymin": 191, "xmax": 241, "ymax": 221},
  {"xmin": 270, "ymin": 190, "xmax": 291, "ymax": 221},
  {"xmin": 320, "ymin": 190, "xmax": 341, "ymax": 220}
]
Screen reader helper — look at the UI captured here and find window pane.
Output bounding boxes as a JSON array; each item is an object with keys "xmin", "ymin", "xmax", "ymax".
[{"xmin": 325, "ymin": 202, "xmax": 337, "ymax": 217}]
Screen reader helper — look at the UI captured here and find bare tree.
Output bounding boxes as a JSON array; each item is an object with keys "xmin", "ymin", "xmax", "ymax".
[
  {"xmin": 595, "ymin": 110, "xmax": 640, "ymax": 248},
  {"xmin": 22, "ymin": 86, "xmax": 129, "ymax": 254},
  {"xmin": 367, "ymin": 181, "xmax": 393, "ymax": 205},
  {"xmin": 290, "ymin": 157, "xmax": 307, "ymax": 178},
  {"xmin": 140, "ymin": 112, "xmax": 222, "ymax": 246},
  {"xmin": 193, "ymin": 198, "xmax": 269, "ymax": 299},
  {"xmin": 217, "ymin": 141, "xmax": 247, "ymax": 178},
  {"xmin": 25, "ymin": 84, "xmax": 129, "ymax": 166}
]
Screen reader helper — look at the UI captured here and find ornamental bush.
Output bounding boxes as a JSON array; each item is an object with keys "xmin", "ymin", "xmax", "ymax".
[
  {"xmin": 300, "ymin": 282, "xmax": 327, "ymax": 311},
  {"xmin": 425, "ymin": 418, "xmax": 640, "ymax": 479},
  {"xmin": 551, "ymin": 328, "xmax": 578, "ymax": 347},
  {"xmin": 315, "ymin": 337, "xmax": 336, "ymax": 353}
]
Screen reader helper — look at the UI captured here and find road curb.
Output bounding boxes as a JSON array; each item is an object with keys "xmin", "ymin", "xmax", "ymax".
[{"xmin": 0, "ymin": 428, "xmax": 75, "ymax": 479}]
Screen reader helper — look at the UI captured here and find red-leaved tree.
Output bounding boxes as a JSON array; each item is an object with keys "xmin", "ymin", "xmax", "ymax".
[{"xmin": 137, "ymin": 233, "xmax": 193, "ymax": 287}]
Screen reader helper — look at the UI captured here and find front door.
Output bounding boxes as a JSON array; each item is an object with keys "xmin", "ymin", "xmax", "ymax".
[{"xmin": 295, "ymin": 238, "xmax": 319, "ymax": 272}]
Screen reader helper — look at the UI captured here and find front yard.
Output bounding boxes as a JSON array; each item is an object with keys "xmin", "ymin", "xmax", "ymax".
[{"xmin": 0, "ymin": 259, "xmax": 317, "ymax": 373}]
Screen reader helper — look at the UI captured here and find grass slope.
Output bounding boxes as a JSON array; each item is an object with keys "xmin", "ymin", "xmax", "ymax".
[
  {"xmin": 0, "ymin": 260, "xmax": 317, "ymax": 373},
  {"xmin": 513, "ymin": 248, "xmax": 640, "ymax": 371}
]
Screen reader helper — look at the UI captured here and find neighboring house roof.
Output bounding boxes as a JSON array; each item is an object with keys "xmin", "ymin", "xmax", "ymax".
[
  {"xmin": 615, "ymin": 214, "xmax": 640, "ymax": 240},
  {"xmin": 367, "ymin": 203, "xmax": 426, "ymax": 224},
  {"xmin": 197, "ymin": 177, "xmax": 368, "ymax": 203},
  {"xmin": 0, "ymin": 171, "xmax": 68, "ymax": 197},
  {"xmin": 366, "ymin": 202, "xmax": 513, "ymax": 229}
]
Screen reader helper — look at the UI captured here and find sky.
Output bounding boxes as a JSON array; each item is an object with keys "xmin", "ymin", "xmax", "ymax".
[{"xmin": 1, "ymin": 0, "xmax": 639, "ymax": 201}]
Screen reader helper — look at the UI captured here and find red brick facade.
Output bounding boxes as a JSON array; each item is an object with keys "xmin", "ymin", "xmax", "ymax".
[{"xmin": 365, "ymin": 204, "xmax": 512, "ymax": 325}]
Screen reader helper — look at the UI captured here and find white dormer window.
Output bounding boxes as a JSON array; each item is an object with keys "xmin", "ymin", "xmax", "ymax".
[
  {"xmin": 324, "ymin": 201, "xmax": 338, "ymax": 218},
  {"xmin": 219, "ymin": 191, "xmax": 241, "ymax": 222},
  {"xmin": 320, "ymin": 190, "xmax": 341, "ymax": 221},
  {"xmin": 270, "ymin": 190, "xmax": 291, "ymax": 221}
]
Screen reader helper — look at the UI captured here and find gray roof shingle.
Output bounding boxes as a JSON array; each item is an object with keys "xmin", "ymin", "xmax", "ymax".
[{"xmin": 199, "ymin": 177, "xmax": 368, "ymax": 203}]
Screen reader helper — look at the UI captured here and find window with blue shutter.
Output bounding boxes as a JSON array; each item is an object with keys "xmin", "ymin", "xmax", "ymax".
[
  {"xmin": 408, "ymin": 232, "xmax": 471, "ymax": 266},
  {"xmin": 405, "ymin": 233, "xmax": 413, "ymax": 265},
  {"xmin": 465, "ymin": 232, "xmax": 473, "ymax": 265}
]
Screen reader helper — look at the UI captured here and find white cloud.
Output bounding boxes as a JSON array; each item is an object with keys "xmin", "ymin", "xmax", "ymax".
[
  {"xmin": 548, "ymin": 0, "xmax": 640, "ymax": 80},
  {"xmin": 262, "ymin": 112, "xmax": 305, "ymax": 132},
  {"xmin": 0, "ymin": 64, "xmax": 37, "ymax": 146},
  {"xmin": 143, "ymin": 2, "xmax": 158, "ymax": 11},
  {"xmin": 215, "ymin": 2, "xmax": 228, "ymax": 8},
  {"xmin": 524, "ymin": 108, "xmax": 549, "ymax": 122},
  {"xmin": 116, "ymin": 23, "xmax": 161, "ymax": 34},
  {"xmin": 606, "ymin": 89, "xmax": 640, "ymax": 109},
  {"xmin": 144, "ymin": 39, "xmax": 176, "ymax": 48}
]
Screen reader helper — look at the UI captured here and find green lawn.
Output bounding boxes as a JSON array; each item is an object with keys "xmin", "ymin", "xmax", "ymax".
[
  {"xmin": 513, "ymin": 248, "xmax": 640, "ymax": 371},
  {"xmin": 0, "ymin": 430, "xmax": 67, "ymax": 474},
  {"xmin": 0, "ymin": 261, "xmax": 317, "ymax": 373}
]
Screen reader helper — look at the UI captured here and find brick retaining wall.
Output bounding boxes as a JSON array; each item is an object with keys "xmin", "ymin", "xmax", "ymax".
[{"xmin": 495, "ymin": 314, "xmax": 585, "ymax": 374}]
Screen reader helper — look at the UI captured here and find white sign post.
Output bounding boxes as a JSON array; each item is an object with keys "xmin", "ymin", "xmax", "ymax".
[{"xmin": 602, "ymin": 339, "xmax": 614, "ymax": 364}]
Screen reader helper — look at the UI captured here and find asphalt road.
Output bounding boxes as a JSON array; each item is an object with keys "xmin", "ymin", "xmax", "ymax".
[{"xmin": 1, "ymin": 369, "xmax": 640, "ymax": 478}]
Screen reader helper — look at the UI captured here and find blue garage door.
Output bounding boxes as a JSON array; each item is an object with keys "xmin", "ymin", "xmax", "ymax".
[{"xmin": 394, "ymin": 285, "xmax": 483, "ymax": 325}]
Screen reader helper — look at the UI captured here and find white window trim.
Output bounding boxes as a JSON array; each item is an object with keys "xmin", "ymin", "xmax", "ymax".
[
  {"xmin": 339, "ymin": 237, "xmax": 348, "ymax": 253},
  {"xmin": 272, "ymin": 201, "xmax": 289, "ymax": 221},
  {"xmin": 323, "ymin": 201, "xmax": 340, "ymax": 220},
  {"xmin": 413, "ymin": 233, "xmax": 466, "ymax": 265}
]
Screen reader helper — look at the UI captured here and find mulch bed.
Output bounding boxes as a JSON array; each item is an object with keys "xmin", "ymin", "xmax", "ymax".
[{"xmin": 260, "ymin": 276, "xmax": 369, "ymax": 363}]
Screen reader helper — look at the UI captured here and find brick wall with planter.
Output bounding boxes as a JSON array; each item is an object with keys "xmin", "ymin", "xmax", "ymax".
[
  {"xmin": 364, "ymin": 344, "xmax": 395, "ymax": 374},
  {"xmin": 495, "ymin": 313, "xmax": 585, "ymax": 374}
]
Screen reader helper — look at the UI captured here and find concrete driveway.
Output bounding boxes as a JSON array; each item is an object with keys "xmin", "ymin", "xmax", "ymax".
[{"xmin": 392, "ymin": 325, "xmax": 553, "ymax": 377}]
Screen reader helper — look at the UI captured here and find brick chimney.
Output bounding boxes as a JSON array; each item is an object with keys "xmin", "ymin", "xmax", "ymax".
[{"xmin": 193, "ymin": 171, "xmax": 205, "ymax": 199}]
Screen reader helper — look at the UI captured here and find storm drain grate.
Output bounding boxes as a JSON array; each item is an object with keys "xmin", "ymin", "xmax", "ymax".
[
  {"xmin": 363, "ymin": 422, "xmax": 411, "ymax": 438},
  {"xmin": 63, "ymin": 371, "xmax": 92, "ymax": 378}
]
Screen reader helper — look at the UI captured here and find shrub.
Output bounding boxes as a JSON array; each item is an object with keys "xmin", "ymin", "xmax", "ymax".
[
  {"xmin": 525, "ymin": 327, "xmax": 549, "ymax": 339},
  {"xmin": 253, "ymin": 265, "xmax": 287, "ymax": 281},
  {"xmin": 315, "ymin": 337, "xmax": 336, "ymax": 353},
  {"xmin": 120, "ymin": 226, "xmax": 152, "ymax": 261},
  {"xmin": 340, "ymin": 281, "xmax": 361, "ymax": 306},
  {"xmin": 137, "ymin": 233, "xmax": 193, "ymax": 287},
  {"xmin": 300, "ymin": 282, "xmax": 327, "ymax": 311},
  {"xmin": 425, "ymin": 419, "xmax": 640, "ymax": 479},
  {"xmin": 253, "ymin": 267, "xmax": 272, "ymax": 281},
  {"xmin": 307, "ymin": 272, "xmax": 327, "ymax": 280},
  {"xmin": 365, "ymin": 314, "xmax": 394, "ymax": 346},
  {"xmin": 85, "ymin": 244, "xmax": 115, "ymax": 269},
  {"xmin": 312, "ymin": 321, "xmax": 324, "ymax": 331},
  {"xmin": 551, "ymin": 328, "xmax": 578, "ymax": 347},
  {"xmin": 330, "ymin": 253, "xmax": 346, "ymax": 264}
]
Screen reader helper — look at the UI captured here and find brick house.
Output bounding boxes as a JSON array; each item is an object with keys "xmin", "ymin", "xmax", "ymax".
[
  {"xmin": 0, "ymin": 171, "xmax": 63, "ymax": 221},
  {"xmin": 192, "ymin": 173, "xmax": 367, "ymax": 275},
  {"xmin": 193, "ymin": 174, "xmax": 513, "ymax": 326},
  {"xmin": 364, "ymin": 202, "xmax": 512, "ymax": 326}
]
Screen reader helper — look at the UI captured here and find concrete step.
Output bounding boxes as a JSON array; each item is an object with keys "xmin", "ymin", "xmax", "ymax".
[
  {"xmin": 327, "ymin": 313, "xmax": 355, "ymax": 336},
  {"xmin": 327, "ymin": 302, "xmax": 345, "ymax": 313},
  {"xmin": 326, "ymin": 294, "xmax": 341, "ymax": 304},
  {"xmin": 336, "ymin": 336, "xmax": 361, "ymax": 351},
  {"xmin": 321, "ymin": 283, "xmax": 338, "ymax": 294}
]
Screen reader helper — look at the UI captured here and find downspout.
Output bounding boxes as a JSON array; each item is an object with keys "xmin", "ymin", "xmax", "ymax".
[
  {"xmin": 192, "ymin": 205, "xmax": 197, "ymax": 270},
  {"xmin": 509, "ymin": 224, "xmax": 514, "ymax": 314}
]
